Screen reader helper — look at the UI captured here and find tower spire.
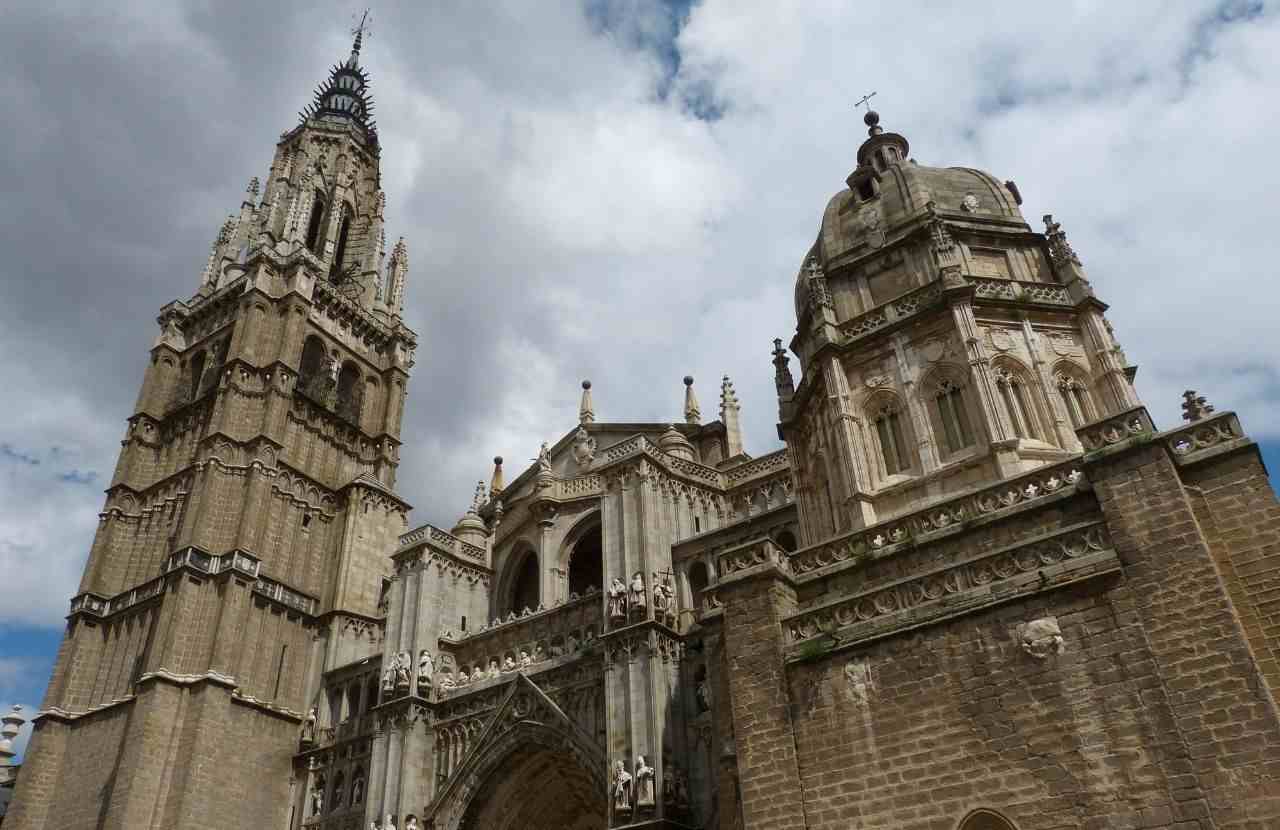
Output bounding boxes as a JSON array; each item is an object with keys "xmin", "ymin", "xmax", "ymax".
[
  {"xmin": 683, "ymin": 376, "xmax": 701, "ymax": 424},
  {"xmin": 579, "ymin": 380, "xmax": 595, "ymax": 424}
]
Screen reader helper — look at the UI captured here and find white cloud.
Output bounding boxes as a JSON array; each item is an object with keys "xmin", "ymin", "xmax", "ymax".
[{"xmin": 1, "ymin": 0, "xmax": 1277, "ymax": 631}]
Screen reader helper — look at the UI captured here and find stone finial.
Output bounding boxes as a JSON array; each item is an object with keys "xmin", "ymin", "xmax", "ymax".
[
  {"xmin": 246, "ymin": 176, "xmax": 260, "ymax": 200},
  {"xmin": 471, "ymin": 480, "xmax": 486, "ymax": 511},
  {"xmin": 579, "ymin": 379, "xmax": 595, "ymax": 424},
  {"xmin": 0, "ymin": 705, "xmax": 24, "ymax": 766},
  {"xmin": 720, "ymin": 375, "xmax": 744, "ymax": 457},
  {"xmin": 489, "ymin": 456, "xmax": 504, "ymax": 495},
  {"xmin": 386, "ymin": 236, "xmax": 409, "ymax": 313},
  {"xmin": 864, "ymin": 109, "xmax": 883, "ymax": 137},
  {"xmin": 772, "ymin": 338, "xmax": 795, "ymax": 398},
  {"xmin": 1181, "ymin": 390, "xmax": 1215, "ymax": 422},
  {"xmin": 1043, "ymin": 214, "xmax": 1082, "ymax": 267},
  {"xmin": 683, "ymin": 376, "xmax": 701, "ymax": 424}
]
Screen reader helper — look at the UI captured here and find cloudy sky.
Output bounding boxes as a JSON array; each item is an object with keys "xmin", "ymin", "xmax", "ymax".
[{"xmin": 2, "ymin": 0, "xmax": 1278, "ymax": 753}]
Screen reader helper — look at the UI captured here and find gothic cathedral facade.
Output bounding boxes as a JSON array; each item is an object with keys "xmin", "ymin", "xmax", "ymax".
[{"xmin": 9, "ymin": 36, "xmax": 1280, "ymax": 830}]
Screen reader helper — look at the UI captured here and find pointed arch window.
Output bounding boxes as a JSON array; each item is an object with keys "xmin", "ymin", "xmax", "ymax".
[
  {"xmin": 872, "ymin": 401, "xmax": 911, "ymax": 476},
  {"xmin": 188, "ymin": 351, "xmax": 207, "ymax": 402},
  {"xmin": 333, "ymin": 203, "xmax": 354, "ymax": 270},
  {"xmin": 299, "ymin": 335, "xmax": 328, "ymax": 399},
  {"xmin": 1055, "ymin": 368, "xmax": 1094, "ymax": 428},
  {"xmin": 305, "ymin": 191, "xmax": 327, "ymax": 254},
  {"xmin": 934, "ymin": 378, "xmax": 975, "ymax": 454},
  {"xmin": 995, "ymin": 366, "xmax": 1040, "ymax": 440},
  {"xmin": 336, "ymin": 361, "xmax": 363, "ymax": 423}
]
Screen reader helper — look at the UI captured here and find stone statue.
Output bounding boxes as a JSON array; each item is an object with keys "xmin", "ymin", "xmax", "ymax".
[
  {"xmin": 395, "ymin": 651, "xmax": 412, "ymax": 689},
  {"xmin": 404, "ymin": 817, "xmax": 419, "ymax": 830},
  {"xmin": 635, "ymin": 755, "xmax": 655, "ymax": 807},
  {"xmin": 439, "ymin": 671, "xmax": 456, "ymax": 691},
  {"xmin": 384, "ymin": 814, "xmax": 397, "ymax": 830},
  {"xmin": 612, "ymin": 759, "xmax": 632, "ymax": 811},
  {"xmin": 537, "ymin": 441, "xmax": 552, "ymax": 474},
  {"xmin": 326, "ymin": 354, "xmax": 340, "ymax": 384},
  {"xmin": 502, "ymin": 655, "xmax": 516, "ymax": 672},
  {"xmin": 417, "ymin": 649, "xmax": 434, "ymax": 691},
  {"xmin": 518, "ymin": 650, "xmax": 532, "ymax": 668},
  {"xmin": 629, "ymin": 572, "xmax": 647, "ymax": 616},
  {"xmin": 488, "ymin": 657, "xmax": 501, "ymax": 679},
  {"xmin": 381, "ymin": 663, "xmax": 394, "ymax": 693},
  {"xmin": 652, "ymin": 572, "xmax": 675, "ymax": 626},
  {"xmin": 571, "ymin": 426, "xmax": 597, "ymax": 467},
  {"xmin": 533, "ymin": 643, "xmax": 546, "ymax": 662},
  {"xmin": 696, "ymin": 678, "xmax": 712, "ymax": 713},
  {"xmin": 608, "ymin": 578, "xmax": 628, "ymax": 621},
  {"xmin": 311, "ymin": 777, "xmax": 325, "ymax": 816},
  {"xmin": 351, "ymin": 775, "xmax": 364, "ymax": 805},
  {"xmin": 301, "ymin": 706, "xmax": 317, "ymax": 742}
]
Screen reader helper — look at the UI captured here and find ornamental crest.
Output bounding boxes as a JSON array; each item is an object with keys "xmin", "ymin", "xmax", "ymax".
[{"xmin": 572, "ymin": 427, "xmax": 597, "ymax": 467}]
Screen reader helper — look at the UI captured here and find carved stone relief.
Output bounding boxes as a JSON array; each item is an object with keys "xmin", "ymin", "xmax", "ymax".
[{"xmin": 1018, "ymin": 617, "xmax": 1065, "ymax": 659}]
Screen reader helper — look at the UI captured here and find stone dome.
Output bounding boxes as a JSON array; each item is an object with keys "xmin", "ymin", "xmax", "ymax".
[
  {"xmin": 658, "ymin": 425, "xmax": 696, "ymax": 462},
  {"xmin": 793, "ymin": 116, "xmax": 1028, "ymax": 322}
]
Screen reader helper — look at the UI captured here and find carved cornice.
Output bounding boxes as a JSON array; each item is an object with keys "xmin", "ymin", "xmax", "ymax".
[
  {"xmin": 787, "ymin": 457, "xmax": 1089, "ymax": 578},
  {"xmin": 783, "ymin": 522, "xmax": 1119, "ymax": 658},
  {"xmin": 1164, "ymin": 411, "xmax": 1251, "ymax": 466}
]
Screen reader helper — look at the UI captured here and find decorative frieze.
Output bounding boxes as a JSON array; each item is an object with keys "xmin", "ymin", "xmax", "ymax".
[
  {"xmin": 1165, "ymin": 410, "xmax": 1245, "ymax": 464},
  {"xmin": 1076, "ymin": 406, "xmax": 1154, "ymax": 453},
  {"xmin": 784, "ymin": 523, "xmax": 1117, "ymax": 655},
  {"xmin": 970, "ymin": 278, "xmax": 1070, "ymax": 306},
  {"xmin": 787, "ymin": 458, "xmax": 1087, "ymax": 576}
]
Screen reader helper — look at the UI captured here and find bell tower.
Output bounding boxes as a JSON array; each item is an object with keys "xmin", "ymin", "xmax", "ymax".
[{"xmin": 6, "ymin": 27, "xmax": 417, "ymax": 830}]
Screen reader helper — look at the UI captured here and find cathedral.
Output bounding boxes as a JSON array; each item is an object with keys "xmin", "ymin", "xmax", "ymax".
[{"xmin": 9, "ymin": 29, "xmax": 1280, "ymax": 830}]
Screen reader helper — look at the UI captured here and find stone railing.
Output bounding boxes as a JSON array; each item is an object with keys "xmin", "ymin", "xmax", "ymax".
[
  {"xmin": 724, "ymin": 449, "xmax": 789, "ymax": 486},
  {"xmin": 784, "ymin": 522, "xmax": 1118, "ymax": 653},
  {"xmin": 787, "ymin": 458, "xmax": 1088, "ymax": 577},
  {"xmin": 1076, "ymin": 406, "xmax": 1155, "ymax": 454},
  {"xmin": 557, "ymin": 474, "xmax": 603, "ymax": 499},
  {"xmin": 435, "ymin": 592, "xmax": 602, "ymax": 696},
  {"xmin": 1164, "ymin": 411, "xmax": 1245, "ymax": 464},
  {"xmin": 665, "ymin": 454, "xmax": 722, "ymax": 486},
  {"xmin": 69, "ymin": 546, "xmax": 316, "ymax": 619},
  {"xmin": 837, "ymin": 281, "xmax": 943, "ymax": 342},
  {"xmin": 603, "ymin": 435, "xmax": 651, "ymax": 463},
  {"xmin": 715, "ymin": 538, "xmax": 789, "ymax": 581},
  {"xmin": 252, "ymin": 575, "xmax": 319, "ymax": 615},
  {"xmin": 970, "ymin": 278, "xmax": 1071, "ymax": 306},
  {"xmin": 397, "ymin": 523, "xmax": 486, "ymax": 562}
]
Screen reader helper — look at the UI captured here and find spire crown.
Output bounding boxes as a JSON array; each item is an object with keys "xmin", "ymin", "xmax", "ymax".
[
  {"xmin": 579, "ymin": 379, "xmax": 596, "ymax": 424},
  {"xmin": 683, "ymin": 376, "xmax": 701, "ymax": 424}
]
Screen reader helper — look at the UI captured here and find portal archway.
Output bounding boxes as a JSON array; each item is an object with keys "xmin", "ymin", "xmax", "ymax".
[
  {"xmin": 459, "ymin": 740, "xmax": 606, "ymax": 830},
  {"xmin": 957, "ymin": 808, "xmax": 1019, "ymax": 830}
]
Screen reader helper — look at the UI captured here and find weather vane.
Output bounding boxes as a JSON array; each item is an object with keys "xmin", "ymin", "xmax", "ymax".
[
  {"xmin": 351, "ymin": 8, "xmax": 373, "ymax": 43},
  {"xmin": 854, "ymin": 91, "xmax": 877, "ymax": 113}
]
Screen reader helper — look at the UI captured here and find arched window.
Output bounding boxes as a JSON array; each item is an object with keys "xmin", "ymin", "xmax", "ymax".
[
  {"xmin": 188, "ymin": 351, "xmax": 207, "ymax": 402},
  {"xmin": 994, "ymin": 364, "xmax": 1041, "ymax": 441},
  {"xmin": 687, "ymin": 561, "xmax": 709, "ymax": 610},
  {"xmin": 333, "ymin": 203, "xmax": 353, "ymax": 270},
  {"xmin": 336, "ymin": 362, "xmax": 363, "ymax": 422},
  {"xmin": 505, "ymin": 550, "xmax": 539, "ymax": 617},
  {"xmin": 957, "ymin": 808, "xmax": 1018, "ymax": 830},
  {"xmin": 305, "ymin": 191, "xmax": 327, "ymax": 253},
  {"xmin": 932, "ymin": 376, "xmax": 976, "ymax": 454},
  {"xmin": 299, "ymin": 333, "xmax": 327, "ymax": 394},
  {"xmin": 1055, "ymin": 366, "xmax": 1094, "ymax": 428},
  {"xmin": 870, "ymin": 398, "xmax": 911, "ymax": 476},
  {"xmin": 568, "ymin": 522, "xmax": 603, "ymax": 598}
]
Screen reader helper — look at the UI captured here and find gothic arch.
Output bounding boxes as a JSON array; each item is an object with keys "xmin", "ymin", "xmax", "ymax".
[
  {"xmin": 990, "ymin": 355, "xmax": 1050, "ymax": 443},
  {"xmin": 956, "ymin": 807, "xmax": 1019, "ymax": 830},
  {"xmin": 1051, "ymin": 359, "xmax": 1097, "ymax": 428},
  {"xmin": 299, "ymin": 335, "xmax": 328, "ymax": 397},
  {"xmin": 559, "ymin": 511, "xmax": 603, "ymax": 599},
  {"xmin": 862, "ymin": 388, "xmax": 917, "ymax": 483},
  {"xmin": 305, "ymin": 189, "xmax": 328, "ymax": 254},
  {"xmin": 495, "ymin": 543, "xmax": 540, "ymax": 619},
  {"xmin": 428, "ymin": 677, "xmax": 608, "ymax": 830},
  {"xmin": 336, "ymin": 360, "xmax": 363, "ymax": 422},
  {"xmin": 919, "ymin": 363, "xmax": 982, "ymax": 459}
]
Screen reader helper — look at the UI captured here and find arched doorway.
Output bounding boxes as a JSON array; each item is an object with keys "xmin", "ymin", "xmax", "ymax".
[
  {"xmin": 568, "ymin": 522, "xmax": 603, "ymax": 598},
  {"xmin": 459, "ymin": 742, "xmax": 607, "ymax": 830}
]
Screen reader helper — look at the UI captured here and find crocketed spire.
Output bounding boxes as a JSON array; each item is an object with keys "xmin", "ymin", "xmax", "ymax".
[{"xmin": 300, "ymin": 19, "xmax": 378, "ymax": 146}]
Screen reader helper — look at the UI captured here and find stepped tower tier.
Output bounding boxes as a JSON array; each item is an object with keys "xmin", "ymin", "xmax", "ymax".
[
  {"xmin": 780, "ymin": 110, "xmax": 1140, "ymax": 542},
  {"xmin": 5, "ymin": 30, "xmax": 416, "ymax": 830}
]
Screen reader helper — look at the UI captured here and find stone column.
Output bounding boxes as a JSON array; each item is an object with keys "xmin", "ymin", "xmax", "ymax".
[{"xmin": 820, "ymin": 356, "xmax": 876, "ymax": 529}]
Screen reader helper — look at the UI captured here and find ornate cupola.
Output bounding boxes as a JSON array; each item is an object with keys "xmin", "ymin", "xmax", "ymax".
[{"xmin": 301, "ymin": 15, "xmax": 378, "ymax": 149}]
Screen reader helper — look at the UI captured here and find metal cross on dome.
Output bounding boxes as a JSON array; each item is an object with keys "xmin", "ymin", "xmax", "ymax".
[{"xmin": 854, "ymin": 91, "xmax": 877, "ymax": 113}]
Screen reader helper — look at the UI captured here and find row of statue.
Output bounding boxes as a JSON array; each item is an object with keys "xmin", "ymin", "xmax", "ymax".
[
  {"xmin": 369, "ymin": 815, "xmax": 417, "ymax": 830},
  {"xmin": 381, "ymin": 650, "xmax": 434, "ymax": 696},
  {"xmin": 607, "ymin": 572, "xmax": 676, "ymax": 627},
  {"xmin": 612, "ymin": 756, "xmax": 690, "ymax": 813}
]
